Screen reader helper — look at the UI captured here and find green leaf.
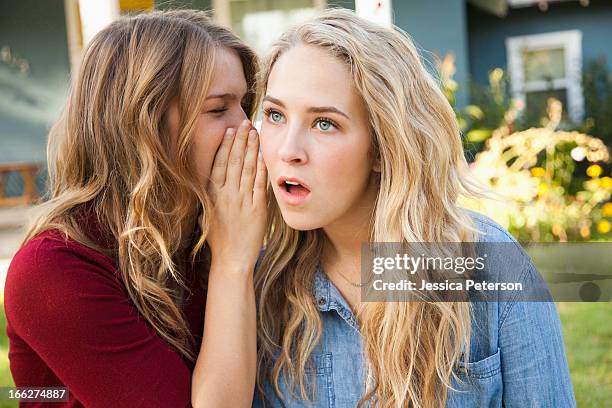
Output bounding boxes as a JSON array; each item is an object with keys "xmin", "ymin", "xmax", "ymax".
[{"xmin": 466, "ymin": 129, "xmax": 492, "ymax": 142}]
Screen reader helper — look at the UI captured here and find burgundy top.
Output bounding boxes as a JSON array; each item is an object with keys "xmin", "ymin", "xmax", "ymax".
[{"xmin": 4, "ymin": 228, "xmax": 207, "ymax": 407}]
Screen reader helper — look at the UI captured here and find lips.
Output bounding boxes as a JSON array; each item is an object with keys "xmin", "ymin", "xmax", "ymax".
[{"xmin": 277, "ymin": 176, "xmax": 311, "ymax": 206}]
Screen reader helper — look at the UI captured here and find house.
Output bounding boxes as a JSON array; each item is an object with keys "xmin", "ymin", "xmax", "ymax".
[
  {"xmin": 1, "ymin": 0, "xmax": 611, "ymax": 194},
  {"xmin": 467, "ymin": 0, "xmax": 612, "ymax": 127}
]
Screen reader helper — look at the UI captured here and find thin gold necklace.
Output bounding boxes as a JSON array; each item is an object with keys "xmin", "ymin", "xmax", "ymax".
[
  {"xmin": 333, "ymin": 268, "xmax": 371, "ymax": 288},
  {"xmin": 320, "ymin": 254, "xmax": 372, "ymax": 288}
]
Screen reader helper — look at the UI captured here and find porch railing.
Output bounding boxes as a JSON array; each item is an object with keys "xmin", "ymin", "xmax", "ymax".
[{"xmin": 0, "ymin": 162, "xmax": 42, "ymax": 207}]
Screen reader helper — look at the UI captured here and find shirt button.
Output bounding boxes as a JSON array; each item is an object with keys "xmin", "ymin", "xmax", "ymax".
[{"xmin": 318, "ymin": 297, "xmax": 327, "ymax": 306}]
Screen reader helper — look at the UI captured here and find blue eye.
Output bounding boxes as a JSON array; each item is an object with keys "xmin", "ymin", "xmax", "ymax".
[
  {"xmin": 265, "ymin": 108, "xmax": 284, "ymax": 123},
  {"xmin": 315, "ymin": 119, "xmax": 337, "ymax": 132},
  {"xmin": 271, "ymin": 111, "xmax": 283, "ymax": 122}
]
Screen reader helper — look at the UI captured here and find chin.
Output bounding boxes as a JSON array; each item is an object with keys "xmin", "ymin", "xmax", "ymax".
[{"xmin": 279, "ymin": 209, "xmax": 324, "ymax": 231}]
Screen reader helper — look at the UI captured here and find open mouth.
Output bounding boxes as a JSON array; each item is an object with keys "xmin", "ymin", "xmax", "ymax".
[
  {"xmin": 281, "ymin": 180, "xmax": 310, "ymax": 196},
  {"xmin": 277, "ymin": 177, "xmax": 311, "ymax": 205}
]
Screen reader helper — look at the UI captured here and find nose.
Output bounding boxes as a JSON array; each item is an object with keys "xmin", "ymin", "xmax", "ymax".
[
  {"xmin": 228, "ymin": 105, "xmax": 249, "ymax": 129},
  {"xmin": 238, "ymin": 105, "xmax": 248, "ymax": 122},
  {"xmin": 278, "ymin": 124, "xmax": 308, "ymax": 165}
]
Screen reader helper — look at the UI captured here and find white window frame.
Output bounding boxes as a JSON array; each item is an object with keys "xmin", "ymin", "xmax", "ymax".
[
  {"xmin": 506, "ymin": 30, "xmax": 583, "ymax": 123},
  {"xmin": 212, "ymin": 0, "xmax": 327, "ymax": 54},
  {"xmin": 355, "ymin": 0, "xmax": 393, "ymax": 27},
  {"xmin": 507, "ymin": 0, "xmax": 577, "ymax": 7},
  {"xmin": 212, "ymin": 0, "xmax": 327, "ymax": 27},
  {"xmin": 508, "ymin": 0, "xmax": 541, "ymax": 6}
]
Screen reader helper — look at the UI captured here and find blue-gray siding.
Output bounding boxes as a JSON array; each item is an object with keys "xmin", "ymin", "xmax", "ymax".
[
  {"xmin": 468, "ymin": 0, "xmax": 612, "ymax": 84},
  {"xmin": 393, "ymin": 0, "xmax": 470, "ymax": 107}
]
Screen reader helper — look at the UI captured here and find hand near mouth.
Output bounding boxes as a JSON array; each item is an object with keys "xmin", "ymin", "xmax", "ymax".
[
  {"xmin": 195, "ymin": 119, "xmax": 267, "ymax": 407},
  {"xmin": 206, "ymin": 120, "xmax": 268, "ymax": 271}
]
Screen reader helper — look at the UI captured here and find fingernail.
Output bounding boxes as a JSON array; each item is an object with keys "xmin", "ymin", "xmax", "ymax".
[
  {"xmin": 225, "ymin": 128, "xmax": 234, "ymax": 137},
  {"xmin": 249, "ymin": 130, "xmax": 257, "ymax": 140}
]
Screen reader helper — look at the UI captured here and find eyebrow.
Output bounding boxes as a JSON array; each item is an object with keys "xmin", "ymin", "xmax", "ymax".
[
  {"xmin": 206, "ymin": 92, "xmax": 247, "ymax": 101},
  {"xmin": 263, "ymin": 95, "xmax": 350, "ymax": 120}
]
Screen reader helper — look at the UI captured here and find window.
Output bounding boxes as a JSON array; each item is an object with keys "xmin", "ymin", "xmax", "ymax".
[
  {"xmin": 506, "ymin": 30, "xmax": 583, "ymax": 124},
  {"xmin": 64, "ymin": 0, "xmax": 154, "ymax": 71},
  {"xmin": 212, "ymin": 0, "xmax": 326, "ymax": 54}
]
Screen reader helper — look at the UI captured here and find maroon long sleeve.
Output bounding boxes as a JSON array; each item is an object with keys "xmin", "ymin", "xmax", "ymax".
[{"xmin": 4, "ymin": 230, "xmax": 207, "ymax": 407}]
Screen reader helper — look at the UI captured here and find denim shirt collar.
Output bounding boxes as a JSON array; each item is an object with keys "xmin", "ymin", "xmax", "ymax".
[{"xmin": 312, "ymin": 265, "xmax": 360, "ymax": 331}]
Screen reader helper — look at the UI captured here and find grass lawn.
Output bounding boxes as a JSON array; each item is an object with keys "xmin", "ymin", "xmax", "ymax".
[
  {"xmin": 557, "ymin": 302, "xmax": 612, "ymax": 406},
  {"xmin": 0, "ymin": 300, "xmax": 610, "ymax": 406}
]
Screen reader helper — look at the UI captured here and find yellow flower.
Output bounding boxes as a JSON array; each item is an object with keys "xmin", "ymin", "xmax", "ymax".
[
  {"xmin": 531, "ymin": 167, "xmax": 546, "ymax": 178},
  {"xmin": 601, "ymin": 176, "xmax": 612, "ymax": 189},
  {"xmin": 580, "ymin": 226, "xmax": 591, "ymax": 239},
  {"xmin": 586, "ymin": 164, "xmax": 603, "ymax": 178},
  {"xmin": 602, "ymin": 202, "xmax": 612, "ymax": 217},
  {"xmin": 597, "ymin": 220, "xmax": 611, "ymax": 234},
  {"xmin": 537, "ymin": 183, "xmax": 548, "ymax": 195},
  {"xmin": 489, "ymin": 68, "xmax": 504, "ymax": 85}
]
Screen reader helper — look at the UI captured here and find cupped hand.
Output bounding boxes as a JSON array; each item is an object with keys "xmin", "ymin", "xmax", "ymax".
[{"xmin": 205, "ymin": 120, "xmax": 268, "ymax": 273}]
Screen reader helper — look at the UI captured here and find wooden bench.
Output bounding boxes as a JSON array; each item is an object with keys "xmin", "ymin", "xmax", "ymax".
[{"xmin": 0, "ymin": 162, "xmax": 42, "ymax": 207}]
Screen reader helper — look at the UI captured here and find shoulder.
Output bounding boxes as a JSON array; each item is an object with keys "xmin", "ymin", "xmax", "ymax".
[
  {"xmin": 460, "ymin": 208, "xmax": 538, "ymax": 281},
  {"xmin": 460, "ymin": 209, "xmax": 532, "ymax": 269},
  {"xmin": 7, "ymin": 229, "xmax": 117, "ymax": 282},
  {"xmin": 461, "ymin": 208, "xmax": 518, "ymax": 244},
  {"xmin": 4, "ymin": 230, "xmax": 122, "ymax": 326}
]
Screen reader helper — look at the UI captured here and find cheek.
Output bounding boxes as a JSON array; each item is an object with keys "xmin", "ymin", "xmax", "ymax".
[
  {"xmin": 322, "ymin": 145, "xmax": 369, "ymax": 184},
  {"xmin": 192, "ymin": 117, "xmax": 226, "ymax": 178},
  {"xmin": 259, "ymin": 124, "xmax": 281, "ymax": 167}
]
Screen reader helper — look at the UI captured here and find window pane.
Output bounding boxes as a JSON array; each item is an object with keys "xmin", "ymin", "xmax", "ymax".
[
  {"xmin": 229, "ymin": 0, "xmax": 318, "ymax": 54},
  {"xmin": 523, "ymin": 47, "xmax": 565, "ymax": 82},
  {"xmin": 525, "ymin": 88, "xmax": 568, "ymax": 126}
]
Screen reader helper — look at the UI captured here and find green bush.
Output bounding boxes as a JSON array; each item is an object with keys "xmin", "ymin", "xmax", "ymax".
[
  {"xmin": 436, "ymin": 55, "xmax": 612, "ymax": 242},
  {"xmin": 581, "ymin": 57, "xmax": 612, "ymax": 146}
]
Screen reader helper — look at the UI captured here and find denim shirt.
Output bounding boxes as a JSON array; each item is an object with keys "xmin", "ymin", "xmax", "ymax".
[{"xmin": 253, "ymin": 211, "xmax": 576, "ymax": 407}]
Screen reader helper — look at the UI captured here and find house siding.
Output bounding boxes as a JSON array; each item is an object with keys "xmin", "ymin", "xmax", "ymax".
[
  {"xmin": 468, "ymin": 0, "xmax": 612, "ymax": 85},
  {"xmin": 393, "ymin": 0, "xmax": 470, "ymax": 107}
]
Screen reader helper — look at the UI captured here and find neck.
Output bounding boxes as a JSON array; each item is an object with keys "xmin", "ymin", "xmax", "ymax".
[
  {"xmin": 321, "ymin": 175, "xmax": 378, "ymax": 283},
  {"xmin": 322, "ymin": 218, "xmax": 369, "ymax": 270}
]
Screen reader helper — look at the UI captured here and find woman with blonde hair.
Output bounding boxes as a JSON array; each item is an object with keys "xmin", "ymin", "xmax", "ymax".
[
  {"xmin": 5, "ymin": 10, "xmax": 266, "ymax": 407},
  {"xmin": 254, "ymin": 9, "xmax": 575, "ymax": 407}
]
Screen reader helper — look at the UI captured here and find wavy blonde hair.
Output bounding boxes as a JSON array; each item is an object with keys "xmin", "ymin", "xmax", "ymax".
[
  {"xmin": 255, "ymin": 9, "xmax": 483, "ymax": 408},
  {"xmin": 23, "ymin": 9, "xmax": 258, "ymax": 362}
]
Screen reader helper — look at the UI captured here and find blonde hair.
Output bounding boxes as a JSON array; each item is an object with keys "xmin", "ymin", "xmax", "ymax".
[
  {"xmin": 24, "ymin": 9, "xmax": 258, "ymax": 362},
  {"xmin": 255, "ymin": 9, "xmax": 482, "ymax": 407}
]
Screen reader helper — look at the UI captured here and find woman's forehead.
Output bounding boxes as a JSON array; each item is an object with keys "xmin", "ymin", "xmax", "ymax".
[
  {"xmin": 206, "ymin": 48, "xmax": 248, "ymax": 98},
  {"xmin": 266, "ymin": 45, "xmax": 359, "ymax": 113}
]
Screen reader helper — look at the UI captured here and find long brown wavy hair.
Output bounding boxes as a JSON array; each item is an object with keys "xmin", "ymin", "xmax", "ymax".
[
  {"xmin": 255, "ymin": 9, "xmax": 483, "ymax": 408},
  {"xmin": 23, "ymin": 9, "xmax": 258, "ymax": 362}
]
